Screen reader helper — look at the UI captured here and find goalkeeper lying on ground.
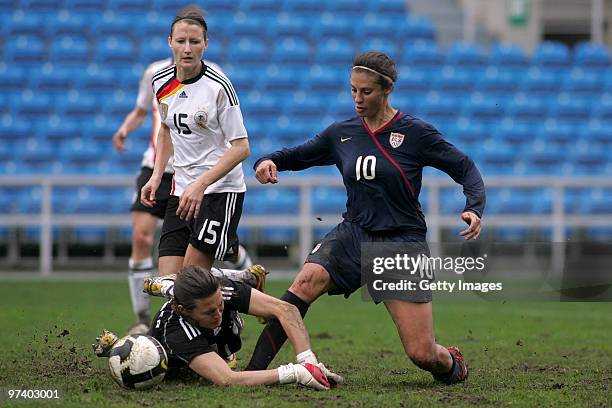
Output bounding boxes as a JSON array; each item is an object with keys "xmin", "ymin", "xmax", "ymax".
[{"xmin": 141, "ymin": 265, "xmax": 342, "ymax": 389}]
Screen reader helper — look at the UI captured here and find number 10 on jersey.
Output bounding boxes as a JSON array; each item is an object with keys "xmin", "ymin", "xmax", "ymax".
[{"xmin": 356, "ymin": 155, "xmax": 376, "ymax": 180}]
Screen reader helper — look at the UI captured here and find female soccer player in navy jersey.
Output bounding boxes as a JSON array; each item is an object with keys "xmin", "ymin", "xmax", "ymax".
[{"xmin": 248, "ymin": 51, "xmax": 486, "ymax": 384}]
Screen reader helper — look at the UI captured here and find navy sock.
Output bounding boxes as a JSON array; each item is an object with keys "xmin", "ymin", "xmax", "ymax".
[{"xmin": 245, "ymin": 290, "xmax": 309, "ymax": 370}]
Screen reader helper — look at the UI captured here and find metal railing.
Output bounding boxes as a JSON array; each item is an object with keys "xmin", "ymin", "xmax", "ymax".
[{"xmin": 1, "ymin": 175, "xmax": 612, "ymax": 275}]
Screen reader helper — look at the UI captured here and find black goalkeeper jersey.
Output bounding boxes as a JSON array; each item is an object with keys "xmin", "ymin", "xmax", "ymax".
[{"xmin": 255, "ymin": 112, "xmax": 486, "ymax": 235}]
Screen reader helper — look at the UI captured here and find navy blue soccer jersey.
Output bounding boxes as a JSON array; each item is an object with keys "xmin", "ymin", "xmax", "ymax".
[{"xmin": 255, "ymin": 112, "xmax": 485, "ymax": 234}]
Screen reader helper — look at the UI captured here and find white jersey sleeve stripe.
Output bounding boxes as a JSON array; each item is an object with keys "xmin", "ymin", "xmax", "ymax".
[
  {"xmin": 152, "ymin": 65, "xmax": 175, "ymax": 83},
  {"xmin": 204, "ymin": 70, "xmax": 238, "ymax": 106},
  {"xmin": 206, "ymin": 66, "xmax": 239, "ymax": 104}
]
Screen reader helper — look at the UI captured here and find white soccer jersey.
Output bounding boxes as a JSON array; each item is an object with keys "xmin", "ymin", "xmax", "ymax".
[
  {"xmin": 137, "ymin": 58, "xmax": 224, "ymax": 173},
  {"xmin": 152, "ymin": 62, "xmax": 247, "ymax": 196}
]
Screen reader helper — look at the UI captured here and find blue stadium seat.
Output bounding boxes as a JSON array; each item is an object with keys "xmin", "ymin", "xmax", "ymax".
[
  {"xmin": 573, "ymin": 42, "xmax": 610, "ymax": 70},
  {"xmin": 239, "ymin": 0, "xmax": 281, "ymax": 12},
  {"xmin": 493, "ymin": 227, "xmax": 531, "ymax": 241},
  {"xmin": 583, "ymin": 121, "xmax": 612, "ymax": 146},
  {"xmin": 402, "ymin": 15, "xmax": 436, "ymax": 42},
  {"xmin": 571, "ymin": 149, "xmax": 609, "ymax": 175},
  {"xmin": 136, "ymin": 13, "xmax": 169, "ymax": 38},
  {"xmin": 46, "ymin": 12, "xmax": 90, "ymax": 37},
  {"xmin": 359, "ymin": 14, "xmax": 410, "ymax": 40},
  {"xmin": 285, "ymin": 0, "xmax": 326, "ymax": 16},
  {"xmin": 494, "ymin": 120, "xmax": 537, "ymax": 152},
  {"xmin": 368, "ymin": 0, "xmax": 408, "ymax": 14},
  {"xmin": 593, "ymin": 98, "xmax": 612, "ymax": 122},
  {"xmin": 431, "ymin": 67, "xmax": 474, "ymax": 98},
  {"xmin": 520, "ymin": 68, "xmax": 562, "ymax": 96},
  {"xmin": 417, "ymin": 96, "xmax": 459, "ymax": 124},
  {"xmin": 244, "ymin": 189, "xmax": 300, "ymax": 215},
  {"xmin": 59, "ymin": 94, "xmax": 98, "ymax": 119},
  {"xmin": 574, "ymin": 188, "xmax": 612, "ymax": 214},
  {"xmin": 357, "ymin": 37, "xmax": 399, "ymax": 60},
  {"xmin": 312, "ymin": 14, "xmax": 355, "ymax": 39},
  {"xmin": 489, "ymin": 42, "xmax": 528, "ymax": 68},
  {"xmin": 303, "ymin": 66, "xmax": 345, "ymax": 94},
  {"xmin": 562, "ymin": 68, "xmax": 602, "ymax": 97},
  {"xmin": 229, "ymin": 12, "xmax": 273, "ymax": 37},
  {"xmin": 395, "ymin": 68, "xmax": 430, "ymax": 95},
  {"xmin": 313, "ymin": 37, "xmax": 355, "ymax": 66},
  {"xmin": 269, "ymin": 13, "xmax": 311, "ymax": 38},
  {"xmin": 288, "ymin": 92, "xmax": 326, "ymax": 120},
  {"xmin": 271, "ymin": 37, "xmax": 311, "ymax": 65},
  {"xmin": 49, "ymin": 36, "xmax": 90, "ymax": 64},
  {"xmin": 0, "ymin": 119, "xmax": 33, "ymax": 149},
  {"xmin": 476, "ymin": 68, "xmax": 520, "ymax": 97},
  {"xmin": 204, "ymin": 38, "xmax": 226, "ymax": 65},
  {"xmin": 525, "ymin": 150, "xmax": 568, "ymax": 175},
  {"xmin": 241, "ymin": 92, "xmax": 280, "ymax": 118},
  {"xmin": 32, "ymin": 66, "xmax": 75, "ymax": 94},
  {"xmin": 329, "ymin": 0, "xmax": 370, "ymax": 16},
  {"xmin": 137, "ymin": 35, "xmax": 170, "ymax": 63},
  {"xmin": 401, "ymin": 40, "xmax": 444, "ymax": 68},
  {"xmin": 5, "ymin": 12, "xmax": 46, "ymax": 36},
  {"xmin": 227, "ymin": 37, "xmax": 268, "ymax": 65},
  {"xmin": 462, "ymin": 97, "xmax": 504, "ymax": 124},
  {"xmin": 95, "ymin": 36, "xmax": 137, "ymax": 65},
  {"xmin": 478, "ymin": 143, "xmax": 517, "ymax": 175},
  {"xmin": 312, "ymin": 187, "xmax": 346, "ymax": 213},
  {"xmin": 64, "ymin": 0, "xmax": 107, "ymax": 13},
  {"xmin": 4, "ymin": 35, "xmax": 46, "ymax": 64},
  {"xmin": 446, "ymin": 42, "xmax": 486, "ymax": 69},
  {"xmin": 106, "ymin": 0, "xmax": 152, "ymax": 13},
  {"xmin": 76, "ymin": 69, "xmax": 117, "ymax": 94},
  {"xmin": 506, "ymin": 98, "xmax": 548, "ymax": 122},
  {"xmin": 92, "ymin": 14, "xmax": 135, "ymax": 37},
  {"xmin": 539, "ymin": 119, "xmax": 573, "ymax": 147},
  {"xmin": 549, "ymin": 98, "xmax": 591, "ymax": 123},
  {"xmin": 440, "ymin": 188, "xmax": 464, "ymax": 215},
  {"xmin": 14, "ymin": 92, "xmax": 54, "ymax": 117},
  {"xmin": 532, "ymin": 41, "xmax": 571, "ymax": 71}
]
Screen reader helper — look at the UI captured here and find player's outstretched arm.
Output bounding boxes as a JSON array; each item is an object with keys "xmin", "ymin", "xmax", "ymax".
[
  {"xmin": 189, "ymin": 351, "xmax": 330, "ymax": 389},
  {"xmin": 255, "ymin": 159, "xmax": 278, "ymax": 184},
  {"xmin": 112, "ymin": 107, "xmax": 148, "ymax": 152}
]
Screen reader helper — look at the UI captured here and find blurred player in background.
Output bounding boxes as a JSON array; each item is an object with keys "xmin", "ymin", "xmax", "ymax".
[
  {"xmin": 113, "ymin": 9, "xmax": 251, "ymax": 335},
  {"xmin": 248, "ymin": 52, "xmax": 486, "ymax": 384},
  {"xmin": 141, "ymin": 7, "xmax": 251, "ymax": 278}
]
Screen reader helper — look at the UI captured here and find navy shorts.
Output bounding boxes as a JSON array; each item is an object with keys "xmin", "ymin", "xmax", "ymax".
[
  {"xmin": 306, "ymin": 220, "xmax": 431, "ymax": 302},
  {"xmin": 130, "ymin": 167, "xmax": 174, "ymax": 219}
]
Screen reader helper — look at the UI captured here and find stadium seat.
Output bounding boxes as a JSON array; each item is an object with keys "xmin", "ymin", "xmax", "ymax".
[
  {"xmin": 571, "ymin": 149, "xmax": 609, "ymax": 175},
  {"xmin": 526, "ymin": 150, "xmax": 569, "ymax": 175},
  {"xmin": 271, "ymin": 37, "xmax": 311, "ymax": 65},
  {"xmin": 401, "ymin": 40, "xmax": 444, "ymax": 68},
  {"xmin": 539, "ymin": 119, "xmax": 573, "ymax": 148},
  {"xmin": 58, "ymin": 94, "xmax": 99, "ymax": 120},
  {"xmin": 549, "ymin": 97, "xmax": 591, "ymax": 123},
  {"xmin": 311, "ymin": 187, "xmax": 346, "ymax": 213},
  {"xmin": 303, "ymin": 66, "xmax": 345, "ymax": 94},
  {"xmin": 368, "ymin": 0, "xmax": 408, "ymax": 14},
  {"xmin": 573, "ymin": 42, "xmax": 610, "ymax": 70},
  {"xmin": 532, "ymin": 41, "xmax": 571, "ymax": 71},
  {"xmin": 5, "ymin": 12, "xmax": 46, "ymax": 36},
  {"xmin": 489, "ymin": 42, "xmax": 529, "ymax": 68},
  {"xmin": 417, "ymin": 96, "xmax": 459, "ymax": 124},
  {"xmin": 106, "ymin": 0, "xmax": 152, "ymax": 13},
  {"xmin": 402, "ymin": 15, "xmax": 436, "ymax": 42},
  {"xmin": 478, "ymin": 143, "xmax": 517, "ymax": 175},
  {"xmin": 494, "ymin": 120, "xmax": 537, "ymax": 152},
  {"xmin": 312, "ymin": 14, "xmax": 355, "ymax": 39},
  {"xmin": 46, "ymin": 12, "xmax": 90, "ymax": 37},
  {"xmin": 269, "ymin": 13, "xmax": 311, "ymax": 38},
  {"xmin": 520, "ymin": 68, "xmax": 562, "ymax": 96},
  {"xmin": 562, "ymin": 68, "xmax": 602, "ymax": 97},
  {"xmin": 463, "ymin": 97, "xmax": 504, "ymax": 124},
  {"xmin": 314, "ymin": 37, "xmax": 355, "ymax": 66},
  {"xmin": 49, "ymin": 36, "xmax": 90, "ymax": 64},
  {"xmin": 476, "ymin": 68, "xmax": 521, "ymax": 97},
  {"xmin": 506, "ymin": 97, "xmax": 549, "ymax": 122},
  {"xmin": 593, "ymin": 98, "xmax": 612, "ymax": 122},
  {"xmin": 227, "ymin": 37, "xmax": 268, "ymax": 65},
  {"xmin": 395, "ymin": 68, "xmax": 431, "ymax": 95},
  {"xmin": 357, "ymin": 37, "xmax": 399, "ymax": 60},
  {"xmin": 4, "ymin": 35, "xmax": 46, "ymax": 64},
  {"xmin": 288, "ymin": 92, "xmax": 327, "ymax": 120},
  {"xmin": 244, "ymin": 189, "xmax": 300, "ymax": 215},
  {"xmin": 431, "ymin": 67, "xmax": 474, "ymax": 98},
  {"xmin": 446, "ymin": 42, "xmax": 486, "ymax": 69},
  {"xmin": 229, "ymin": 12, "xmax": 273, "ymax": 37},
  {"xmin": 285, "ymin": 0, "xmax": 327, "ymax": 17},
  {"xmin": 14, "ymin": 92, "xmax": 54, "ymax": 117},
  {"xmin": 95, "ymin": 36, "xmax": 137, "ymax": 65},
  {"xmin": 32, "ymin": 66, "xmax": 76, "ymax": 94}
]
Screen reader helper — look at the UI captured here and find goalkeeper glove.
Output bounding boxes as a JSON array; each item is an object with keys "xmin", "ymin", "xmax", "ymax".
[{"xmin": 277, "ymin": 363, "xmax": 330, "ymax": 390}]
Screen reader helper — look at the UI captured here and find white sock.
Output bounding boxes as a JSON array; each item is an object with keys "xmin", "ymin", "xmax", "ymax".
[
  {"xmin": 210, "ymin": 267, "xmax": 257, "ymax": 287},
  {"xmin": 128, "ymin": 257, "xmax": 153, "ymax": 325},
  {"xmin": 226, "ymin": 245, "xmax": 253, "ymax": 270}
]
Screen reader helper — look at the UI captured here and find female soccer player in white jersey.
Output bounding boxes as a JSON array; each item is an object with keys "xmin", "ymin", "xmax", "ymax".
[
  {"xmin": 113, "ymin": 53, "xmax": 254, "ymax": 334},
  {"xmin": 141, "ymin": 6, "xmax": 250, "ymax": 273}
]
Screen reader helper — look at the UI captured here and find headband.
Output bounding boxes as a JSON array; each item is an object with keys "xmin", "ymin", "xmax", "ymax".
[{"xmin": 352, "ymin": 66, "xmax": 394, "ymax": 84}]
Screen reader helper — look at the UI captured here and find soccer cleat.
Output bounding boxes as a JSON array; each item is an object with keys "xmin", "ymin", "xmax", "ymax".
[
  {"xmin": 247, "ymin": 265, "xmax": 269, "ymax": 324},
  {"xmin": 434, "ymin": 346, "xmax": 468, "ymax": 384},
  {"xmin": 92, "ymin": 330, "xmax": 119, "ymax": 358},
  {"xmin": 143, "ymin": 274, "xmax": 176, "ymax": 298}
]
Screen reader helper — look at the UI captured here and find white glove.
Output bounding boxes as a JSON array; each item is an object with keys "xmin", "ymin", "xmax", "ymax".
[
  {"xmin": 278, "ymin": 363, "xmax": 330, "ymax": 390},
  {"xmin": 316, "ymin": 363, "xmax": 344, "ymax": 387}
]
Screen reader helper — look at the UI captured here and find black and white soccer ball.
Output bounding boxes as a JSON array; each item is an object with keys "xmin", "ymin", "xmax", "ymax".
[{"xmin": 108, "ymin": 334, "xmax": 168, "ymax": 389}]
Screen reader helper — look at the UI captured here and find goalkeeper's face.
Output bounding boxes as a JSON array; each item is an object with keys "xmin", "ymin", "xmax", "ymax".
[{"xmin": 181, "ymin": 289, "xmax": 224, "ymax": 329}]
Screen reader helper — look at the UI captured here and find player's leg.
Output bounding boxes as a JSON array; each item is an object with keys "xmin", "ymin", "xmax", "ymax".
[
  {"xmin": 127, "ymin": 211, "xmax": 158, "ymax": 333},
  {"xmin": 225, "ymin": 244, "xmax": 253, "ymax": 270},
  {"xmin": 183, "ymin": 192, "xmax": 244, "ymax": 271},
  {"xmin": 384, "ymin": 300, "xmax": 467, "ymax": 384},
  {"xmin": 245, "ymin": 262, "xmax": 335, "ymax": 370}
]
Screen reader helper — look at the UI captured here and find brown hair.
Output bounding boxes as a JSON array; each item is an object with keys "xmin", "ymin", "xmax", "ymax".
[
  {"xmin": 172, "ymin": 265, "xmax": 219, "ymax": 311},
  {"xmin": 170, "ymin": 5, "xmax": 208, "ymax": 39},
  {"xmin": 352, "ymin": 51, "xmax": 398, "ymax": 89}
]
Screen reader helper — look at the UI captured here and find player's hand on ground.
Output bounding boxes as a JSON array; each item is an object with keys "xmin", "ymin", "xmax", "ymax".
[
  {"xmin": 459, "ymin": 211, "xmax": 481, "ymax": 240},
  {"xmin": 112, "ymin": 127, "xmax": 128, "ymax": 152},
  {"xmin": 316, "ymin": 363, "xmax": 343, "ymax": 387},
  {"xmin": 177, "ymin": 182, "xmax": 206, "ymax": 221},
  {"xmin": 255, "ymin": 160, "xmax": 278, "ymax": 184},
  {"xmin": 278, "ymin": 363, "xmax": 330, "ymax": 390},
  {"xmin": 140, "ymin": 179, "xmax": 160, "ymax": 208}
]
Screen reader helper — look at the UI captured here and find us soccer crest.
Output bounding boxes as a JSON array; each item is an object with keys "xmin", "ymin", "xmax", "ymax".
[
  {"xmin": 389, "ymin": 132, "xmax": 405, "ymax": 148},
  {"xmin": 159, "ymin": 103, "xmax": 168, "ymax": 120},
  {"xmin": 194, "ymin": 110, "xmax": 208, "ymax": 129}
]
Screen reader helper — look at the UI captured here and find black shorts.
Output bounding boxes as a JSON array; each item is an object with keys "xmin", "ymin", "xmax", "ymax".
[
  {"xmin": 130, "ymin": 167, "xmax": 174, "ymax": 219},
  {"xmin": 158, "ymin": 192, "xmax": 244, "ymax": 260},
  {"xmin": 306, "ymin": 220, "xmax": 432, "ymax": 303}
]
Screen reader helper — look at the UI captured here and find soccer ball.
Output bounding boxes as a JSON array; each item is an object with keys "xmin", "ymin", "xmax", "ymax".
[{"xmin": 108, "ymin": 334, "xmax": 168, "ymax": 389}]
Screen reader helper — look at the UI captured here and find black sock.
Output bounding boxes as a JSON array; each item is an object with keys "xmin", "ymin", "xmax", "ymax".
[{"xmin": 245, "ymin": 290, "xmax": 310, "ymax": 370}]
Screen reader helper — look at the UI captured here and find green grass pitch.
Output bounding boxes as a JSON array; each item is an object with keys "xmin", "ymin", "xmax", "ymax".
[{"xmin": 0, "ymin": 279, "xmax": 610, "ymax": 407}]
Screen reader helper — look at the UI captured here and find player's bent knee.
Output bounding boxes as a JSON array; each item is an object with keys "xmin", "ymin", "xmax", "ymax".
[
  {"xmin": 132, "ymin": 228, "xmax": 154, "ymax": 250},
  {"xmin": 288, "ymin": 264, "xmax": 331, "ymax": 303}
]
